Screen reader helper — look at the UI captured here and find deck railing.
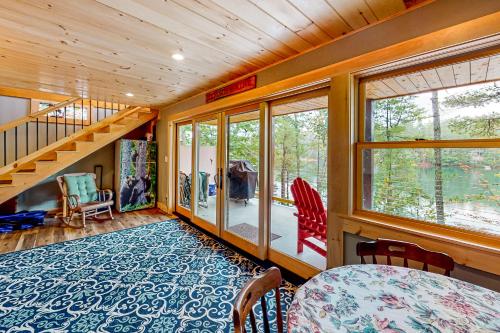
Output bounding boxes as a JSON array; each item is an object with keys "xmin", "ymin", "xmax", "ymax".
[{"xmin": 0, "ymin": 97, "xmax": 128, "ymax": 167}]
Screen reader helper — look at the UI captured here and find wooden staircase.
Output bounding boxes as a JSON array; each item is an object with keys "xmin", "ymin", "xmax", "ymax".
[{"xmin": 0, "ymin": 103, "xmax": 157, "ymax": 204}]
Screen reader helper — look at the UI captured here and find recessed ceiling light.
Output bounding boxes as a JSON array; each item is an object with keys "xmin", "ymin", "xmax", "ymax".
[
  {"xmin": 172, "ymin": 53, "xmax": 184, "ymax": 61},
  {"xmin": 125, "ymin": 92, "xmax": 134, "ymax": 97}
]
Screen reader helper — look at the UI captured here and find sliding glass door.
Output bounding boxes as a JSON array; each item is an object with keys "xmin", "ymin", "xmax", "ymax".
[
  {"xmin": 220, "ymin": 105, "xmax": 265, "ymax": 258},
  {"xmin": 175, "ymin": 122, "xmax": 193, "ymax": 217},
  {"xmin": 173, "ymin": 88, "xmax": 329, "ymax": 277},
  {"xmin": 192, "ymin": 115, "xmax": 221, "ymax": 235},
  {"xmin": 269, "ymin": 90, "xmax": 329, "ymax": 273}
]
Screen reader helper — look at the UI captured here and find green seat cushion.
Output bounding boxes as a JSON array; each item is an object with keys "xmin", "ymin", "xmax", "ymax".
[{"xmin": 64, "ymin": 174, "xmax": 98, "ymax": 204}]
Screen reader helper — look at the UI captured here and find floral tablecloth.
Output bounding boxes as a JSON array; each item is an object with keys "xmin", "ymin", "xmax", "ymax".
[{"xmin": 287, "ymin": 265, "xmax": 500, "ymax": 333}]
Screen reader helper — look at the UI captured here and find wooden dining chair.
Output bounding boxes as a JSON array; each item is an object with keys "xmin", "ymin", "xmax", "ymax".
[
  {"xmin": 233, "ymin": 267, "xmax": 284, "ymax": 333},
  {"xmin": 356, "ymin": 238, "xmax": 455, "ymax": 276}
]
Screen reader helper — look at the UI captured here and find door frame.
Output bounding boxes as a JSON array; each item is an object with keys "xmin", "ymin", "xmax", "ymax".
[
  {"xmin": 219, "ymin": 103, "xmax": 267, "ymax": 259},
  {"xmin": 171, "ymin": 87, "xmax": 330, "ymax": 279},
  {"xmin": 265, "ymin": 88, "xmax": 330, "ymax": 278},
  {"xmin": 174, "ymin": 120, "xmax": 193, "ymax": 218},
  {"xmin": 191, "ymin": 113, "xmax": 222, "ymax": 236}
]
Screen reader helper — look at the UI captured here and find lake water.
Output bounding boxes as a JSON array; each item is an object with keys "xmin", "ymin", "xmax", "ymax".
[{"xmin": 417, "ymin": 167, "xmax": 499, "ymax": 234}]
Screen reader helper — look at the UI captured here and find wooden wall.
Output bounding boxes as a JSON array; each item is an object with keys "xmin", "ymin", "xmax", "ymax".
[{"xmin": 155, "ymin": 0, "xmax": 500, "ymax": 284}]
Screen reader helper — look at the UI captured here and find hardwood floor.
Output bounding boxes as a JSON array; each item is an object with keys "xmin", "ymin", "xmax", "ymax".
[{"xmin": 0, "ymin": 208, "xmax": 174, "ymax": 254}]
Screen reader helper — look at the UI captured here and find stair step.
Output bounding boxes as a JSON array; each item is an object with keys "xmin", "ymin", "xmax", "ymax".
[
  {"xmin": 77, "ymin": 134, "xmax": 94, "ymax": 142},
  {"xmin": 14, "ymin": 171, "xmax": 36, "ymax": 175},
  {"xmin": 39, "ymin": 152, "xmax": 58, "ymax": 161},
  {"xmin": 34, "ymin": 160, "xmax": 57, "ymax": 170},
  {"xmin": 96, "ymin": 126, "xmax": 111, "ymax": 134},
  {"xmin": 115, "ymin": 119, "xmax": 130, "ymax": 126},
  {"xmin": 0, "ymin": 107, "xmax": 154, "ymax": 204},
  {"xmin": 92, "ymin": 132, "xmax": 110, "ymax": 140},
  {"xmin": 17, "ymin": 169, "xmax": 36, "ymax": 173},
  {"xmin": 55, "ymin": 150, "xmax": 79, "ymax": 161},
  {"xmin": 10, "ymin": 172, "xmax": 38, "ymax": 186},
  {"xmin": 0, "ymin": 174, "xmax": 12, "ymax": 182},
  {"xmin": 56, "ymin": 150, "xmax": 79, "ymax": 155},
  {"xmin": 17, "ymin": 162, "xmax": 37, "ymax": 171},
  {"xmin": 35, "ymin": 159, "xmax": 56, "ymax": 165},
  {"xmin": 126, "ymin": 113, "xmax": 140, "ymax": 119},
  {"xmin": 75, "ymin": 140, "xmax": 94, "ymax": 149}
]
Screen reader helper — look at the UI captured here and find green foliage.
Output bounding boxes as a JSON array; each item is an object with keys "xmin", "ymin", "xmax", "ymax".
[
  {"xmin": 369, "ymin": 82, "xmax": 499, "ymax": 231},
  {"xmin": 198, "ymin": 123, "xmax": 217, "ymax": 146},
  {"xmin": 179, "ymin": 125, "xmax": 192, "ymax": 145},
  {"xmin": 443, "ymin": 84, "xmax": 500, "ymax": 108},
  {"xmin": 272, "ymin": 109, "xmax": 328, "ymax": 201},
  {"xmin": 448, "ymin": 112, "xmax": 499, "ymax": 138},
  {"xmin": 228, "ymin": 119, "xmax": 259, "ymax": 167},
  {"xmin": 372, "ymin": 96, "xmax": 426, "ymax": 141},
  {"xmin": 370, "ymin": 97, "xmax": 435, "ymax": 218},
  {"xmin": 444, "ymin": 84, "xmax": 499, "ymax": 138}
]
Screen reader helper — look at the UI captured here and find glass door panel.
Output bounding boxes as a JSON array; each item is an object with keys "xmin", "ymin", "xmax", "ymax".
[
  {"xmin": 193, "ymin": 117, "xmax": 219, "ymax": 230},
  {"xmin": 224, "ymin": 109, "xmax": 261, "ymax": 246},
  {"xmin": 270, "ymin": 93, "xmax": 328, "ymax": 270},
  {"xmin": 176, "ymin": 123, "xmax": 192, "ymax": 215}
]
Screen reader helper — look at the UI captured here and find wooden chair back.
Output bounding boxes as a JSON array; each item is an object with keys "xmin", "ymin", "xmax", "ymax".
[
  {"xmin": 56, "ymin": 172, "xmax": 97, "ymax": 197},
  {"xmin": 291, "ymin": 178, "xmax": 326, "ymax": 226},
  {"xmin": 356, "ymin": 238, "xmax": 455, "ymax": 276},
  {"xmin": 233, "ymin": 267, "xmax": 284, "ymax": 333},
  {"xmin": 291, "ymin": 178, "xmax": 327, "ymax": 256}
]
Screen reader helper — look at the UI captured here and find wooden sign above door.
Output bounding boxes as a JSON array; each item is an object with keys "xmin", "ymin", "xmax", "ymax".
[{"xmin": 206, "ymin": 76, "xmax": 257, "ymax": 103}]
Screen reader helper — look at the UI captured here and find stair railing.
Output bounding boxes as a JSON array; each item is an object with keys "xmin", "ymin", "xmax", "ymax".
[{"xmin": 0, "ymin": 97, "xmax": 129, "ymax": 167}]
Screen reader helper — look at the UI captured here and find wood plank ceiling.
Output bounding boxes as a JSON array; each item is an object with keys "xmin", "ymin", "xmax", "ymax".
[
  {"xmin": 365, "ymin": 53, "xmax": 500, "ymax": 99},
  {"xmin": 0, "ymin": 0, "xmax": 424, "ymax": 106}
]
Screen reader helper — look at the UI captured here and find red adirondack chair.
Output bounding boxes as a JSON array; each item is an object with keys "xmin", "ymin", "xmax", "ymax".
[{"xmin": 290, "ymin": 178, "xmax": 327, "ymax": 257}]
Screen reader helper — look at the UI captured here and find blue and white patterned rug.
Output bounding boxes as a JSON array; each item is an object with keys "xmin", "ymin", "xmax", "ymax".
[{"xmin": 0, "ymin": 219, "xmax": 296, "ymax": 332}]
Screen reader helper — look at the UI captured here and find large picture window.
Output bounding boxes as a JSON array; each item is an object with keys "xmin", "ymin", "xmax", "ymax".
[{"xmin": 358, "ymin": 52, "xmax": 499, "ymax": 236}]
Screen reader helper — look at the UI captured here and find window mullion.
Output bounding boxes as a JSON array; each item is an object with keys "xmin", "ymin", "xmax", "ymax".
[{"xmin": 357, "ymin": 139, "xmax": 500, "ymax": 149}]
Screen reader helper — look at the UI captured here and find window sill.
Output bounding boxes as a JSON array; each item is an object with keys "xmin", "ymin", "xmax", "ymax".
[{"xmin": 337, "ymin": 211, "xmax": 500, "ymax": 274}]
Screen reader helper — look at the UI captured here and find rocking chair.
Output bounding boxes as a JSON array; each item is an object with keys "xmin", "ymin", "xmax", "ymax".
[{"xmin": 57, "ymin": 173, "xmax": 114, "ymax": 228}]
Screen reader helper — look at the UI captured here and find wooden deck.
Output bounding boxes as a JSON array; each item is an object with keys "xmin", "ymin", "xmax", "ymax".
[{"xmin": 197, "ymin": 197, "xmax": 327, "ymax": 270}]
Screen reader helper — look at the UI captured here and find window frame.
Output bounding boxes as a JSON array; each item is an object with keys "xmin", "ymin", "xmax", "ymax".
[{"xmin": 354, "ymin": 52, "xmax": 500, "ymax": 244}]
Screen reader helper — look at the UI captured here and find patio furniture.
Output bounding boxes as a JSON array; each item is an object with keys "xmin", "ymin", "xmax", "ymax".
[
  {"xmin": 356, "ymin": 238, "xmax": 455, "ymax": 276},
  {"xmin": 57, "ymin": 173, "xmax": 114, "ymax": 228},
  {"xmin": 233, "ymin": 267, "xmax": 284, "ymax": 333},
  {"xmin": 287, "ymin": 265, "xmax": 497, "ymax": 332},
  {"xmin": 178, "ymin": 171, "xmax": 210, "ymax": 208},
  {"xmin": 228, "ymin": 160, "xmax": 258, "ymax": 206},
  {"xmin": 179, "ymin": 171, "xmax": 191, "ymax": 208},
  {"xmin": 290, "ymin": 177, "xmax": 327, "ymax": 257},
  {"xmin": 198, "ymin": 171, "xmax": 210, "ymax": 208}
]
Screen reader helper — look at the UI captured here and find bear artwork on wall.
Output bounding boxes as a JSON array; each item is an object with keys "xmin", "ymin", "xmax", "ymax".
[{"xmin": 115, "ymin": 139, "xmax": 157, "ymax": 212}]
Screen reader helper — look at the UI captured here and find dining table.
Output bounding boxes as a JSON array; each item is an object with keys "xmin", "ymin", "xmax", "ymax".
[{"xmin": 287, "ymin": 264, "xmax": 500, "ymax": 333}]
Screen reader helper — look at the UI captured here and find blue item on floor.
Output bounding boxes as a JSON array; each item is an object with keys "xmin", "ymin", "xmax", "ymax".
[
  {"xmin": 0, "ymin": 210, "xmax": 47, "ymax": 233},
  {"xmin": 208, "ymin": 183, "xmax": 216, "ymax": 196}
]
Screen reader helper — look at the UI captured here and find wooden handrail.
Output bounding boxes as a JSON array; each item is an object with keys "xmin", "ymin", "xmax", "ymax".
[
  {"xmin": 0, "ymin": 97, "xmax": 81, "ymax": 133},
  {"xmin": 29, "ymin": 97, "xmax": 81, "ymax": 118},
  {"xmin": 255, "ymin": 191, "xmax": 295, "ymax": 205},
  {"xmin": 272, "ymin": 196, "xmax": 295, "ymax": 205},
  {"xmin": 0, "ymin": 105, "xmax": 148, "ymax": 175}
]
